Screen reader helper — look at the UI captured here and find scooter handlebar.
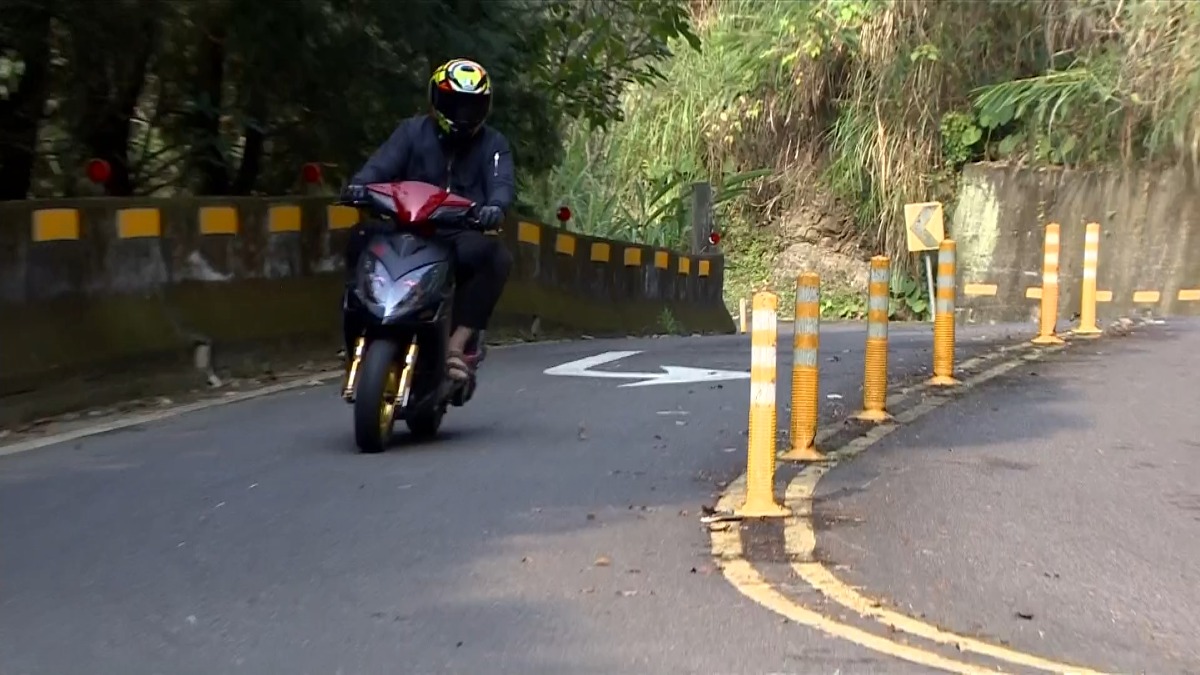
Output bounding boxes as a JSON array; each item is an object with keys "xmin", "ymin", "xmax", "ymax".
[{"xmin": 333, "ymin": 197, "xmax": 499, "ymax": 234}]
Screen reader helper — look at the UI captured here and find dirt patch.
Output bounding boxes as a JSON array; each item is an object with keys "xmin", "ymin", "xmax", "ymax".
[{"xmin": 775, "ymin": 241, "xmax": 870, "ymax": 294}]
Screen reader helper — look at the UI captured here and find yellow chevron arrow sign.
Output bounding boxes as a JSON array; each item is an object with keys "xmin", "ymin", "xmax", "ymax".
[{"xmin": 904, "ymin": 201, "xmax": 945, "ymax": 252}]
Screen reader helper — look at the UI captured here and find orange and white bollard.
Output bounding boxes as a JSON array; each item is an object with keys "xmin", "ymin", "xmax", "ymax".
[
  {"xmin": 737, "ymin": 291, "xmax": 789, "ymax": 518},
  {"xmin": 855, "ymin": 256, "xmax": 893, "ymax": 423},
  {"xmin": 1074, "ymin": 222, "xmax": 1102, "ymax": 337},
  {"xmin": 928, "ymin": 240, "xmax": 960, "ymax": 386},
  {"xmin": 782, "ymin": 273, "xmax": 824, "ymax": 461},
  {"xmin": 1032, "ymin": 223, "xmax": 1065, "ymax": 345}
]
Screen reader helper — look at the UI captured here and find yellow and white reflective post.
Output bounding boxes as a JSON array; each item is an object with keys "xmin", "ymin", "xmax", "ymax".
[
  {"xmin": 855, "ymin": 256, "xmax": 893, "ymax": 423},
  {"xmin": 1032, "ymin": 223, "xmax": 1065, "ymax": 345},
  {"xmin": 737, "ymin": 291, "xmax": 789, "ymax": 518},
  {"xmin": 1074, "ymin": 222, "xmax": 1102, "ymax": 337},
  {"xmin": 782, "ymin": 273, "xmax": 824, "ymax": 461},
  {"xmin": 928, "ymin": 240, "xmax": 960, "ymax": 386}
]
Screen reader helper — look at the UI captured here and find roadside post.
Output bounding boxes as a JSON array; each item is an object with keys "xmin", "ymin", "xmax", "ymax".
[
  {"xmin": 737, "ymin": 291, "xmax": 789, "ymax": 518},
  {"xmin": 854, "ymin": 256, "xmax": 894, "ymax": 423},
  {"xmin": 928, "ymin": 239, "xmax": 960, "ymax": 386},
  {"xmin": 1032, "ymin": 223, "xmax": 1065, "ymax": 345},
  {"xmin": 781, "ymin": 273, "xmax": 825, "ymax": 461},
  {"xmin": 1074, "ymin": 222, "xmax": 1103, "ymax": 337}
]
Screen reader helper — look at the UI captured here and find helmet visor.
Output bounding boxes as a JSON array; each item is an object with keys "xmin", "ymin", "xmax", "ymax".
[{"xmin": 433, "ymin": 89, "xmax": 491, "ymax": 131}]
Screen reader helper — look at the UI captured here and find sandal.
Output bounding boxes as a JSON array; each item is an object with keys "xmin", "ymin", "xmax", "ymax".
[{"xmin": 446, "ymin": 351, "xmax": 473, "ymax": 381}]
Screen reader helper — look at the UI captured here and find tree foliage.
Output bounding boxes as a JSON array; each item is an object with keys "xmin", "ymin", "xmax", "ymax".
[
  {"xmin": 551, "ymin": 0, "xmax": 1200, "ymax": 287},
  {"xmin": 0, "ymin": 0, "xmax": 696, "ymax": 200}
]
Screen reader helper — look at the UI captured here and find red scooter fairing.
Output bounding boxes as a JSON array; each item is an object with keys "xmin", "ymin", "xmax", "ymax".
[{"xmin": 362, "ymin": 181, "xmax": 477, "ymax": 231}]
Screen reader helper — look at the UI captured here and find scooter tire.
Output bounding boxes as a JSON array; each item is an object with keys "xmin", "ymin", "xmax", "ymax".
[
  {"xmin": 405, "ymin": 407, "xmax": 444, "ymax": 440},
  {"xmin": 353, "ymin": 339, "xmax": 401, "ymax": 453}
]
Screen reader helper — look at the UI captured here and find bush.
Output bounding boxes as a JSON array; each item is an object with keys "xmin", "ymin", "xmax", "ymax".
[{"xmin": 536, "ymin": 0, "xmax": 1200, "ymax": 309}]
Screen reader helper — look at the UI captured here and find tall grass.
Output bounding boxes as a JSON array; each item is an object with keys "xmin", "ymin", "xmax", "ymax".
[
  {"xmin": 529, "ymin": 0, "xmax": 1200, "ymax": 298},
  {"xmin": 523, "ymin": 0, "xmax": 818, "ymax": 296}
]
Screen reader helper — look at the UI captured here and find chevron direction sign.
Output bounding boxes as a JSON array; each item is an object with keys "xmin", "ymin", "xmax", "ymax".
[{"xmin": 904, "ymin": 201, "xmax": 945, "ymax": 252}]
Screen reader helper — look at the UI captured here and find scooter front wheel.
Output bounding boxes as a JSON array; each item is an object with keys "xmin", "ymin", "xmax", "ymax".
[{"xmin": 353, "ymin": 339, "xmax": 401, "ymax": 453}]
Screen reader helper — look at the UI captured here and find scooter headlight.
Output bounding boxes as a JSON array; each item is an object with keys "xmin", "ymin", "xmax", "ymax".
[{"xmin": 363, "ymin": 260, "xmax": 446, "ymax": 319}]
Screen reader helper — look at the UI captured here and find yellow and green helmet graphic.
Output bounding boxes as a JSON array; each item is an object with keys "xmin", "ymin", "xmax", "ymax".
[{"xmin": 431, "ymin": 58, "xmax": 491, "ymax": 94}]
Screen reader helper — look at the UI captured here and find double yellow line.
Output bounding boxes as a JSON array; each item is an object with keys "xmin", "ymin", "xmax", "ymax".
[{"xmin": 710, "ymin": 342, "xmax": 1112, "ymax": 674}]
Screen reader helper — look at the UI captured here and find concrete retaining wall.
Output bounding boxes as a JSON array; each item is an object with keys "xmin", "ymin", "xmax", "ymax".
[
  {"xmin": 0, "ymin": 197, "xmax": 731, "ymax": 419},
  {"xmin": 951, "ymin": 163, "xmax": 1200, "ymax": 325}
]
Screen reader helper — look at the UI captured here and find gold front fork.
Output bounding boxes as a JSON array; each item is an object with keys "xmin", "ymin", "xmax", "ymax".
[
  {"xmin": 342, "ymin": 337, "xmax": 366, "ymax": 402},
  {"xmin": 396, "ymin": 339, "xmax": 419, "ymax": 410}
]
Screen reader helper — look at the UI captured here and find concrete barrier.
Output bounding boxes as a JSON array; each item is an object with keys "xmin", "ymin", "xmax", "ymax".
[
  {"xmin": 0, "ymin": 197, "xmax": 731, "ymax": 423},
  {"xmin": 951, "ymin": 163, "xmax": 1200, "ymax": 325}
]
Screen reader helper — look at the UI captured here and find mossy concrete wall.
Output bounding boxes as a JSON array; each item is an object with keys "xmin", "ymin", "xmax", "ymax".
[
  {"xmin": 0, "ymin": 198, "xmax": 731, "ymax": 421},
  {"xmin": 951, "ymin": 163, "xmax": 1200, "ymax": 325}
]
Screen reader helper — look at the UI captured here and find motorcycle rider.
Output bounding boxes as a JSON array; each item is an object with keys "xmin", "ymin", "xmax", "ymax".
[{"xmin": 340, "ymin": 58, "xmax": 515, "ymax": 382}]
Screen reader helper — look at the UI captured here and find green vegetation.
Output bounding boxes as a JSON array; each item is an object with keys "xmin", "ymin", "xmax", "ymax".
[
  {"xmin": 656, "ymin": 307, "xmax": 684, "ymax": 335},
  {"xmin": 529, "ymin": 0, "xmax": 1200, "ymax": 315},
  {"xmin": 0, "ymin": 0, "xmax": 695, "ymax": 199},
  {"xmin": 8, "ymin": 0, "xmax": 1200, "ymax": 321}
]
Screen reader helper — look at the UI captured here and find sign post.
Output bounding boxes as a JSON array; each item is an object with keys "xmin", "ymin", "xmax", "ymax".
[{"xmin": 903, "ymin": 201, "xmax": 946, "ymax": 321}]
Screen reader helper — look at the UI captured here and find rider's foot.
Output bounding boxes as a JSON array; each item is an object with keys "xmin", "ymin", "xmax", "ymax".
[{"xmin": 446, "ymin": 351, "xmax": 472, "ymax": 381}]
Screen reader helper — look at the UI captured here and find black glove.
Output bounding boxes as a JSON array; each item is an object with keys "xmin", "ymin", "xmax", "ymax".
[
  {"xmin": 340, "ymin": 184, "xmax": 368, "ymax": 204},
  {"xmin": 477, "ymin": 205, "xmax": 503, "ymax": 230}
]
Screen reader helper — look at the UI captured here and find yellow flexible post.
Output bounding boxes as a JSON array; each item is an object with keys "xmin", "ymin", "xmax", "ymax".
[
  {"xmin": 928, "ymin": 240, "xmax": 960, "ymax": 386},
  {"xmin": 1074, "ymin": 222, "xmax": 1102, "ymax": 337},
  {"xmin": 737, "ymin": 291, "xmax": 789, "ymax": 518},
  {"xmin": 855, "ymin": 256, "xmax": 893, "ymax": 423},
  {"xmin": 1032, "ymin": 223, "xmax": 1065, "ymax": 345},
  {"xmin": 782, "ymin": 273, "xmax": 825, "ymax": 461}
]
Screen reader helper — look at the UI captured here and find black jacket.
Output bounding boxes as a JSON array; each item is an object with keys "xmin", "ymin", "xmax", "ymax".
[{"xmin": 350, "ymin": 115, "xmax": 515, "ymax": 212}]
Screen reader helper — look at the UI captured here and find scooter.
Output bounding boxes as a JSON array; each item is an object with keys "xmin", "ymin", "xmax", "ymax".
[{"xmin": 335, "ymin": 180, "xmax": 490, "ymax": 453}]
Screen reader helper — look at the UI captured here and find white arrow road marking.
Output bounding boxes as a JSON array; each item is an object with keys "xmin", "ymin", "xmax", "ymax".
[
  {"xmin": 543, "ymin": 351, "xmax": 656, "ymax": 379},
  {"xmin": 620, "ymin": 365, "xmax": 751, "ymax": 388},
  {"xmin": 543, "ymin": 351, "xmax": 750, "ymax": 387}
]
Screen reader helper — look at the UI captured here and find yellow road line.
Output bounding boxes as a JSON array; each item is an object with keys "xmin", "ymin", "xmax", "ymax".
[
  {"xmin": 711, "ymin": 340, "xmax": 1118, "ymax": 674},
  {"xmin": 782, "ymin": 345, "xmax": 1113, "ymax": 674},
  {"xmin": 783, "ymin": 439, "xmax": 1110, "ymax": 674},
  {"xmin": 710, "ymin": 479, "xmax": 1001, "ymax": 675}
]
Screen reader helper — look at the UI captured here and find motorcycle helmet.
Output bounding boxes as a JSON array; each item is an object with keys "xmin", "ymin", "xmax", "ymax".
[{"xmin": 429, "ymin": 58, "xmax": 493, "ymax": 142}]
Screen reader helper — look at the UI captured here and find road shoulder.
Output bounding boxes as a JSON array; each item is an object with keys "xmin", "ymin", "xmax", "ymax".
[{"xmin": 709, "ymin": 321, "xmax": 1185, "ymax": 674}]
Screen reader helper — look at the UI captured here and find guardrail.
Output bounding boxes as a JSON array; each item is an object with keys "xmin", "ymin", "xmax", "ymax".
[{"xmin": 0, "ymin": 197, "xmax": 732, "ymax": 422}]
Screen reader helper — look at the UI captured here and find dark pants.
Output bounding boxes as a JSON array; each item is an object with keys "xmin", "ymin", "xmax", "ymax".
[{"xmin": 342, "ymin": 220, "xmax": 513, "ymax": 351}]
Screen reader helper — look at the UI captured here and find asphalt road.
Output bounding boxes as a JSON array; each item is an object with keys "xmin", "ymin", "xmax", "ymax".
[
  {"xmin": 816, "ymin": 318, "xmax": 1200, "ymax": 674},
  {"xmin": 0, "ymin": 323, "xmax": 1023, "ymax": 675}
]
